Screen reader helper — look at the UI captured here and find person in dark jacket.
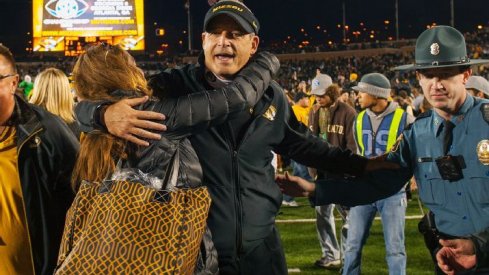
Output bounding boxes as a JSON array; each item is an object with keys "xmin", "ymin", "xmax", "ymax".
[
  {"xmin": 68, "ymin": 43, "xmax": 279, "ymax": 274},
  {"xmin": 74, "ymin": 1, "xmax": 391, "ymax": 274},
  {"xmin": 0, "ymin": 45, "xmax": 79, "ymax": 275}
]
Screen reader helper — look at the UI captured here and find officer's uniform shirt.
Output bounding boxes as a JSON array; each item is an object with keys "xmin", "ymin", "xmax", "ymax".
[{"xmin": 396, "ymin": 95, "xmax": 489, "ymax": 237}]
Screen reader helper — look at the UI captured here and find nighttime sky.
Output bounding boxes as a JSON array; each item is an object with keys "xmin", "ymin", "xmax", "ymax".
[{"xmin": 0, "ymin": 0, "xmax": 488, "ymax": 54}]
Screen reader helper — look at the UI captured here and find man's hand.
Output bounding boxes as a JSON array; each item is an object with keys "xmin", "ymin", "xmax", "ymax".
[
  {"xmin": 312, "ymin": 103, "xmax": 321, "ymax": 113},
  {"xmin": 275, "ymin": 171, "xmax": 316, "ymax": 197},
  {"xmin": 364, "ymin": 154, "xmax": 400, "ymax": 172},
  {"xmin": 436, "ymin": 238, "xmax": 476, "ymax": 275},
  {"xmin": 104, "ymin": 96, "xmax": 166, "ymax": 146},
  {"xmin": 410, "ymin": 177, "xmax": 418, "ymax": 191}
]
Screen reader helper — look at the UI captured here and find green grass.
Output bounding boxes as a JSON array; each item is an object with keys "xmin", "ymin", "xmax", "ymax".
[{"xmin": 277, "ymin": 194, "xmax": 434, "ymax": 274}]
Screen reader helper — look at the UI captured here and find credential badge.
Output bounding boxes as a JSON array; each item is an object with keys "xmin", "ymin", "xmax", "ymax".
[
  {"xmin": 477, "ymin": 140, "xmax": 489, "ymax": 165},
  {"xmin": 430, "ymin": 43, "xmax": 440, "ymax": 56}
]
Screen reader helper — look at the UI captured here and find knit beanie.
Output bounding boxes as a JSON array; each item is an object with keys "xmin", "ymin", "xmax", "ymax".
[{"xmin": 352, "ymin": 73, "xmax": 391, "ymax": 99}]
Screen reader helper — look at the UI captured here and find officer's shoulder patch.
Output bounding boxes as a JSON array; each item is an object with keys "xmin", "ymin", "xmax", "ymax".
[{"xmin": 480, "ymin": 104, "xmax": 489, "ymax": 124}]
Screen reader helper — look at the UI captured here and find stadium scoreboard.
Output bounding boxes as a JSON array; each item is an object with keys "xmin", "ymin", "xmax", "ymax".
[{"xmin": 33, "ymin": 0, "xmax": 145, "ymax": 56}]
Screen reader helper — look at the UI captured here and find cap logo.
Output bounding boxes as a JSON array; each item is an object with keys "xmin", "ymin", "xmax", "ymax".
[
  {"xmin": 213, "ymin": 4, "xmax": 244, "ymax": 13},
  {"xmin": 430, "ymin": 43, "xmax": 440, "ymax": 55}
]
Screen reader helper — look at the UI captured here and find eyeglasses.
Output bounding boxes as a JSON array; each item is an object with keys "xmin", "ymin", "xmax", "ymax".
[{"xmin": 0, "ymin": 74, "xmax": 16, "ymax": 81}]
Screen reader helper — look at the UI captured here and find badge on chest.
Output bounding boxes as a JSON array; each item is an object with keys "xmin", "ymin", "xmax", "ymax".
[{"xmin": 477, "ymin": 140, "xmax": 489, "ymax": 165}]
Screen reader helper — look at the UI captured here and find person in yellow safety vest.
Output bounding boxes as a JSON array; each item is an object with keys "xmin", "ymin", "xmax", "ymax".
[{"xmin": 342, "ymin": 72, "xmax": 415, "ymax": 275}]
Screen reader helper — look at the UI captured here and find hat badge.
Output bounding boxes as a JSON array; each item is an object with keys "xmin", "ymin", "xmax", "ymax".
[{"xmin": 430, "ymin": 43, "xmax": 440, "ymax": 56}]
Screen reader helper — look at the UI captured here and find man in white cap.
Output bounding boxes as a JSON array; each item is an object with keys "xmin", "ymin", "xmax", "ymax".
[
  {"xmin": 308, "ymin": 74, "xmax": 357, "ymax": 270},
  {"xmin": 466, "ymin": 75, "xmax": 489, "ymax": 99},
  {"xmin": 342, "ymin": 73, "xmax": 414, "ymax": 275}
]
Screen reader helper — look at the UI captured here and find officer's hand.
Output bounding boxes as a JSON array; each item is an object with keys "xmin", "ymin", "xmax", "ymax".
[
  {"xmin": 364, "ymin": 154, "xmax": 400, "ymax": 172},
  {"xmin": 436, "ymin": 238, "xmax": 476, "ymax": 274},
  {"xmin": 275, "ymin": 171, "xmax": 315, "ymax": 197},
  {"xmin": 104, "ymin": 96, "xmax": 166, "ymax": 146}
]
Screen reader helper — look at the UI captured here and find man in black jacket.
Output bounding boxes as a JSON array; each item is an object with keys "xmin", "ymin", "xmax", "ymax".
[
  {"xmin": 75, "ymin": 1, "xmax": 388, "ymax": 274},
  {"xmin": 0, "ymin": 45, "xmax": 79, "ymax": 274}
]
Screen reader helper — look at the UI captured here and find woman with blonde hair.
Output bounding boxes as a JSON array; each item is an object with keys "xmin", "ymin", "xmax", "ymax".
[
  {"xmin": 29, "ymin": 68, "xmax": 80, "ymax": 138},
  {"xmin": 56, "ymin": 43, "xmax": 279, "ymax": 274}
]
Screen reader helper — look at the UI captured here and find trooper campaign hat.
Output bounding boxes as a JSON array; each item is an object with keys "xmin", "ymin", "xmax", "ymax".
[
  {"xmin": 204, "ymin": 0, "xmax": 260, "ymax": 34},
  {"xmin": 394, "ymin": 25, "xmax": 489, "ymax": 71}
]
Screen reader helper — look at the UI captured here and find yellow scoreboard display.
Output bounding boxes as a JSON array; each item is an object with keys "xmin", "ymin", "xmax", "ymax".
[{"xmin": 33, "ymin": 0, "xmax": 145, "ymax": 54}]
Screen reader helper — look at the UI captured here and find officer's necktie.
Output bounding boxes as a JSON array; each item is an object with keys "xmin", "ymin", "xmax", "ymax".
[{"xmin": 442, "ymin": 120, "xmax": 455, "ymax": 155}]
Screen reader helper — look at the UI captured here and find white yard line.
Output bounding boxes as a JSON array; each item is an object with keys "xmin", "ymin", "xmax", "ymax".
[{"xmin": 276, "ymin": 215, "xmax": 424, "ymax": 224}]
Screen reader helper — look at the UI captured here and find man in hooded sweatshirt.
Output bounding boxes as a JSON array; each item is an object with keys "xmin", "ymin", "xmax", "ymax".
[{"xmin": 342, "ymin": 72, "xmax": 415, "ymax": 275}]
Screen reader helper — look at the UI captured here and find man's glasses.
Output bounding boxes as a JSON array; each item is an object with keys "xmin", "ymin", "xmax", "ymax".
[{"xmin": 0, "ymin": 74, "xmax": 16, "ymax": 81}]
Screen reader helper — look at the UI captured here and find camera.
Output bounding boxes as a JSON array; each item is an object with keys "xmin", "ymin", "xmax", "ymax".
[{"xmin": 435, "ymin": 155, "xmax": 466, "ymax": 181}]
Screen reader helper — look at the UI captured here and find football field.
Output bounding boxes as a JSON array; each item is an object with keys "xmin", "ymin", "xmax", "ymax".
[{"xmin": 277, "ymin": 194, "xmax": 434, "ymax": 274}]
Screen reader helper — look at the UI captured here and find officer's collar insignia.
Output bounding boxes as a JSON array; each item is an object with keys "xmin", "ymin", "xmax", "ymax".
[
  {"xmin": 263, "ymin": 105, "xmax": 277, "ymax": 121},
  {"xmin": 430, "ymin": 43, "xmax": 440, "ymax": 55},
  {"xmin": 481, "ymin": 104, "xmax": 489, "ymax": 124},
  {"xmin": 434, "ymin": 118, "xmax": 440, "ymax": 126},
  {"xmin": 477, "ymin": 140, "xmax": 489, "ymax": 165}
]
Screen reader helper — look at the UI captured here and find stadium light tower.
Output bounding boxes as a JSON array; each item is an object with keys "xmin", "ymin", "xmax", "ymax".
[
  {"xmin": 185, "ymin": 0, "xmax": 193, "ymax": 52},
  {"xmin": 450, "ymin": 0, "xmax": 455, "ymax": 27},
  {"xmin": 342, "ymin": 0, "xmax": 346, "ymax": 44},
  {"xmin": 395, "ymin": 0, "xmax": 399, "ymax": 40}
]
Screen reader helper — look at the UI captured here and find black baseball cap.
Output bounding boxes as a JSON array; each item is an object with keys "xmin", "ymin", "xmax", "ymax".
[
  {"xmin": 204, "ymin": 1, "xmax": 260, "ymax": 34},
  {"xmin": 294, "ymin": 92, "xmax": 310, "ymax": 102}
]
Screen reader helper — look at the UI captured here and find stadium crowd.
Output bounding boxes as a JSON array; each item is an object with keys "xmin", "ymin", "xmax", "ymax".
[{"xmin": 13, "ymin": 28, "xmax": 489, "ymax": 105}]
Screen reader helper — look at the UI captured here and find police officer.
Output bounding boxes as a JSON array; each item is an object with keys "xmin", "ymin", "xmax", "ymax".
[{"xmin": 277, "ymin": 25, "xmax": 489, "ymax": 274}]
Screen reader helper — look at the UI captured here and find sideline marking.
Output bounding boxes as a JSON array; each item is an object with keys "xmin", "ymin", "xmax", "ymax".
[{"xmin": 276, "ymin": 215, "xmax": 423, "ymax": 224}]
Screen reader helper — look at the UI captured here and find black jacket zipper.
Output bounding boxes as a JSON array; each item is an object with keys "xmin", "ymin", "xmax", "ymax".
[{"xmin": 221, "ymin": 123, "xmax": 244, "ymax": 260}]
